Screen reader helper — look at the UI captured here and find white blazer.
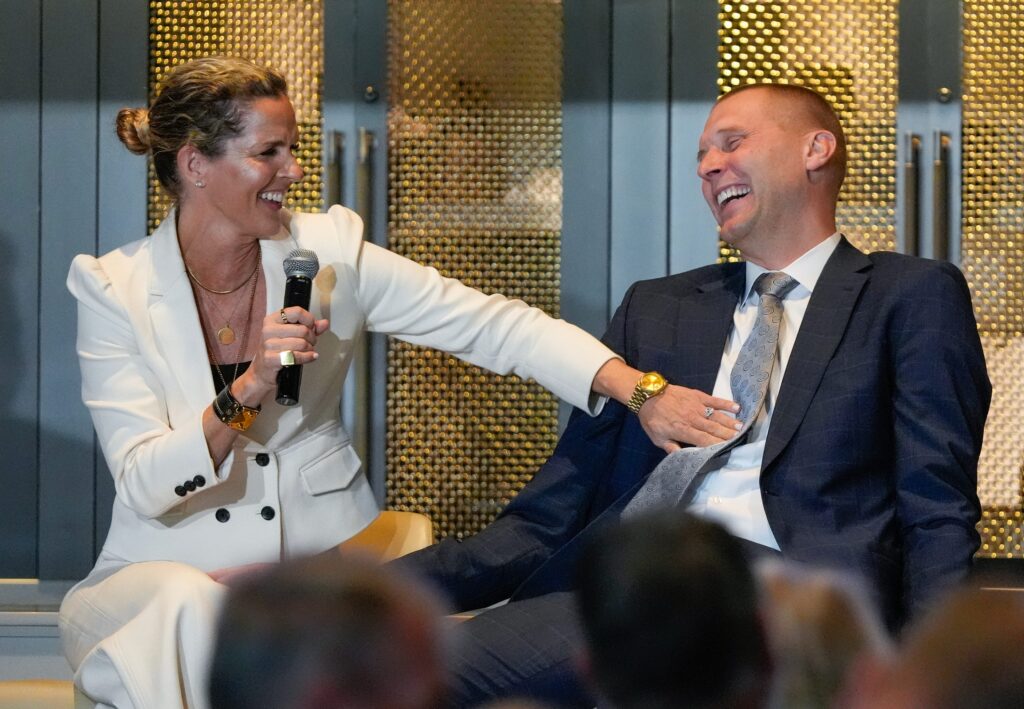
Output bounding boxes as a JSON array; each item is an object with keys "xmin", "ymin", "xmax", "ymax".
[{"xmin": 67, "ymin": 205, "xmax": 614, "ymax": 573}]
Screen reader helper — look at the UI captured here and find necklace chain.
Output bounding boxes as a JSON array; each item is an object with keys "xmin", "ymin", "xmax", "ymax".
[
  {"xmin": 195, "ymin": 265, "xmax": 259, "ymax": 345},
  {"xmin": 186, "ymin": 249, "xmax": 262, "ymax": 295},
  {"xmin": 197, "ymin": 244, "xmax": 261, "ymax": 392}
]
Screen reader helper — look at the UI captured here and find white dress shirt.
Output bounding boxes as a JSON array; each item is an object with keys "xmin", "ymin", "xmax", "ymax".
[{"xmin": 687, "ymin": 233, "xmax": 841, "ymax": 548}]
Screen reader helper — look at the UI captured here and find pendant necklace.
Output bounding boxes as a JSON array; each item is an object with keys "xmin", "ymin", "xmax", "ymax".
[
  {"xmin": 186, "ymin": 246, "xmax": 261, "ymax": 346},
  {"xmin": 199, "ymin": 273, "xmax": 255, "ymax": 345},
  {"xmin": 198, "ymin": 246, "xmax": 261, "ymax": 389}
]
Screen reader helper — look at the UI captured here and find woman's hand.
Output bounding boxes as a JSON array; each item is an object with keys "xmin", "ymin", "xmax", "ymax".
[
  {"xmin": 591, "ymin": 358, "xmax": 740, "ymax": 453},
  {"xmin": 208, "ymin": 562, "xmax": 275, "ymax": 587},
  {"xmin": 245, "ymin": 306, "xmax": 330, "ymax": 394},
  {"xmin": 637, "ymin": 385, "xmax": 741, "ymax": 453}
]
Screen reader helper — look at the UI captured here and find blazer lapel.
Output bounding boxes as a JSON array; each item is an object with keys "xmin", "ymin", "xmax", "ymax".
[
  {"xmin": 761, "ymin": 237, "xmax": 871, "ymax": 472},
  {"xmin": 147, "ymin": 210, "xmax": 216, "ymax": 414},
  {"xmin": 145, "ymin": 212, "xmax": 297, "ymax": 418},
  {"xmin": 669, "ymin": 264, "xmax": 745, "ymax": 393}
]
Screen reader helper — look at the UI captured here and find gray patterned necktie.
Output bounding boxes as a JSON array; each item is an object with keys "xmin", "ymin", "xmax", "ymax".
[{"xmin": 623, "ymin": 271, "xmax": 798, "ymax": 517}]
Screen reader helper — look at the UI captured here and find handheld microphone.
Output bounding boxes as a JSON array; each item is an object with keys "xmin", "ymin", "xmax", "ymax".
[{"xmin": 276, "ymin": 248, "xmax": 320, "ymax": 406}]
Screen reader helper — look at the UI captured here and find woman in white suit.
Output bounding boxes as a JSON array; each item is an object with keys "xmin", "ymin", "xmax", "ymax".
[{"xmin": 59, "ymin": 56, "xmax": 739, "ymax": 708}]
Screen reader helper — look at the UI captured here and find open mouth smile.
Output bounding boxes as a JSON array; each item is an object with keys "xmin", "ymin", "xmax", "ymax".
[{"xmin": 716, "ymin": 185, "xmax": 751, "ymax": 208}]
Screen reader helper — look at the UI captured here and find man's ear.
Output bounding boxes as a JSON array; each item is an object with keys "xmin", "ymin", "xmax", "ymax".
[
  {"xmin": 804, "ymin": 129, "xmax": 838, "ymax": 172},
  {"xmin": 177, "ymin": 144, "xmax": 208, "ymax": 186}
]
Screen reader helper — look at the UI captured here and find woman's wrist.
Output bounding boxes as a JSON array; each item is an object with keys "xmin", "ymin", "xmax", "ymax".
[
  {"xmin": 230, "ymin": 368, "xmax": 273, "ymax": 409},
  {"xmin": 592, "ymin": 357, "xmax": 644, "ymax": 405}
]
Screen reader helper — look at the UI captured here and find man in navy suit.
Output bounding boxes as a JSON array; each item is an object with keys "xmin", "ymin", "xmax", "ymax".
[{"xmin": 396, "ymin": 83, "xmax": 990, "ymax": 707}]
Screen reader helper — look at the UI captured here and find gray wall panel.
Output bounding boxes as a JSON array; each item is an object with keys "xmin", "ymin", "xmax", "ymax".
[
  {"xmin": 94, "ymin": 0, "xmax": 149, "ymax": 551},
  {"xmin": 609, "ymin": 0, "xmax": 671, "ymax": 309},
  {"xmin": 669, "ymin": 0, "xmax": 719, "ymax": 273},
  {"xmin": 562, "ymin": 0, "xmax": 611, "ymax": 339},
  {"xmin": 37, "ymin": 0, "xmax": 100, "ymax": 579},
  {"xmin": 352, "ymin": 0, "xmax": 389, "ymax": 504},
  {"xmin": 0, "ymin": 0, "xmax": 42, "ymax": 577}
]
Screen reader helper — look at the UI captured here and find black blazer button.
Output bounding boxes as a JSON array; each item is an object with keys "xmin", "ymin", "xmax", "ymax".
[
  {"xmin": 260, "ymin": 506, "xmax": 276, "ymax": 521},
  {"xmin": 215, "ymin": 508, "xmax": 231, "ymax": 523},
  {"xmin": 193, "ymin": 475, "xmax": 206, "ymax": 488},
  {"xmin": 174, "ymin": 485, "xmax": 187, "ymax": 497},
  {"xmin": 255, "ymin": 453, "xmax": 270, "ymax": 466},
  {"xmin": 183, "ymin": 479, "xmax": 196, "ymax": 492}
]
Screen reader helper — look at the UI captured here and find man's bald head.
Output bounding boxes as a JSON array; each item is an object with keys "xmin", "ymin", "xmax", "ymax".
[{"xmin": 719, "ymin": 83, "xmax": 848, "ymax": 197}]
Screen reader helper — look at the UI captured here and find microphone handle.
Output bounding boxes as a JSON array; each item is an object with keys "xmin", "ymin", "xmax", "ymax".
[{"xmin": 276, "ymin": 275, "xmax": 313, "ymax": 406}]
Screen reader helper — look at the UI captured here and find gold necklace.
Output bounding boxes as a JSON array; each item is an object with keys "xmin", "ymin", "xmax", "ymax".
[
  {"xmin": 186, "ymin": 249, "xmax": 262, "ymax": 295},
  {"xmin": 198, "ymin": 245, "xmax": 261, "ymax": 390},
  {"xmin": 197, "ymin": 266, "xmax": 258, "ymax": 345}
]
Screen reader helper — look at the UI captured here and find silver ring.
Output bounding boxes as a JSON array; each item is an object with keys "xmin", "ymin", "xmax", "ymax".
[
  {"xmin": 279, "ymin": 350, "xmax": 296, "ymax": 367},
  {"xmin": 702, "ymin": 406, "xmax": 714, "ymax": 419},
  {"xmin": 279, "ymin": 308, "xmax": 289, "ymax": 324}
]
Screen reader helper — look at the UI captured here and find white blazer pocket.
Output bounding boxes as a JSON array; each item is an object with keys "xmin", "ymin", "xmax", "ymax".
[{"xmin": 298, "ymin": 440, "xmax": 363, "ymax": 496}]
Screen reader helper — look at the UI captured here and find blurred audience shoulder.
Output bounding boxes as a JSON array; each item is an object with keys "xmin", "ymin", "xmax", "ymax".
[
  {"xmin": 839, "ymin": 585, "xmax": 1024, "ymax": 709},
  {"xmin": 757, "ymin": 560, "xmax": 892, "ymax": 709},
  {"xmin": 575, "ymin": 511, "xmax": 771, "ymax": 709},
  {"xmin": 477, "ymin": 700, "xmax": 555, "ymax": 709},
  {"xmin": 208, "ymin": 551, "xmax": 450, "ymax": 709}
]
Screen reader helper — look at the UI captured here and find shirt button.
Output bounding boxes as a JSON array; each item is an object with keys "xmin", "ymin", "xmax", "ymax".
[
  {"xmin": 174, "ymin": 485, "xmax": 187, "ymax": 497},
  {"xmin": 215, "ymin": 508, "xmax": 231, "ymax": 523},
  {"xmin": 255, "ymin": 453, "xmax": 270, "ymax": 466},
  {"xmin": 183, "ymin": 480, "xmax": 196, "ymax": 492},
  {"xmin": 260, "ymin": 506, "xmax": 276, "ymax": 521},
  {"xmin": 193, "ymin": 475, "xmax": 206, "ymax": 488}
]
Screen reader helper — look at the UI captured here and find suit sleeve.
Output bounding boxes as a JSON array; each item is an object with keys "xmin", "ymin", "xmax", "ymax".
[
  {"xmin": 67, "ymin": 254, "xmax": 225, "ymax": 519},
  {"xmin": 393, "ymin": 285, "xmax": 641, "ymax": 610},
  {"xmin": 890, "ymin": 261, "xmax": 990, "ymax": 619}
]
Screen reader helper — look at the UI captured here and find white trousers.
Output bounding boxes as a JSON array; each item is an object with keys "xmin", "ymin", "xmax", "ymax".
[{"xmin": 59, "ymin": 560, "xmax": 226, "ymax": 709}]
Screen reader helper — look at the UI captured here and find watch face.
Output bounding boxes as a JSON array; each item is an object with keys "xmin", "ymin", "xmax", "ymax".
[{"xmin": 640, "ymin": 372, "xmax": 665, "ymax": 393}]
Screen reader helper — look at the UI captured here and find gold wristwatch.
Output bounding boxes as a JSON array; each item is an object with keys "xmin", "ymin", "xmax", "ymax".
[
  {"xmin": 626, "ymin": 371, "xmax": 668, "ymax": 414},
  {"xmin": 213, "ymin": 385, "xmax": 261, "ymax": 432}
]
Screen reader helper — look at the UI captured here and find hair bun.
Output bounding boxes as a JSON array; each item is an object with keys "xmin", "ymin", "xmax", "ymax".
[{"xmin": 116, "ymin": 107, "xmax": 152, "ymax": 155}]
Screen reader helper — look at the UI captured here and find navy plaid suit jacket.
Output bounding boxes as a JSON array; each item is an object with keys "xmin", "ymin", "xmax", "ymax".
[{"xmin": 399, "ymin": 237, "xmax": 990, "ymax": 630}]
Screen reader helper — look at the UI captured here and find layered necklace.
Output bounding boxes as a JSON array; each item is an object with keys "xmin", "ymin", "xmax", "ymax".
[
  {"xmin": 188, "ymin": 244, "xmax": 262, "ymax": 389},
  {"xmin": 186, "ymin": 252, "xmax": 262, "ymax": 345}
]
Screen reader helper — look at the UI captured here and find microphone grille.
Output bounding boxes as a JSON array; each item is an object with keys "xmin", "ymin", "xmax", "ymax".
[{"xmin": 283, "ymin": 249, "xmax": 319, "ymax": 279}]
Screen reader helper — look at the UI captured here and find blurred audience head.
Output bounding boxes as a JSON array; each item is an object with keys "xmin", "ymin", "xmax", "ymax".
[
  {"xmin": 575, "ymin": 511, "xmax": 770, "ymax": 709},
  {"xmin": 758, "ymin": 561, "xmax": 891, "ymax": 709},
  {"xmin": 841, "ymin": 586, "xmax": 1024, "ymax": 709},
  {"xmin": 209, "ymin": 552, "xmax": 448, "ymax": 709}
]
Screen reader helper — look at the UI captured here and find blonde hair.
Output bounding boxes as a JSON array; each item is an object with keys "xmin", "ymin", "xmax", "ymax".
[{"xmin": 115, "ymin": 56, "xmax": 288, "ymax": 197}]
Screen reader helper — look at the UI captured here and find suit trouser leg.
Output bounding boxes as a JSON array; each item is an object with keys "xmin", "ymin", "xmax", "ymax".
[
  {"xmin": 59, "ymin": 561, "xmax": 226, "ymax": 709},
  {"xmin": 445, "ymin": 591, "xmax": 593, "ymax": 708}
]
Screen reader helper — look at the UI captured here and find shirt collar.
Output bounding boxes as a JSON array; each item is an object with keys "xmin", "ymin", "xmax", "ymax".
[{"xmin": 742, "ymin": 232, "xmax": 842, "ymax": 303}]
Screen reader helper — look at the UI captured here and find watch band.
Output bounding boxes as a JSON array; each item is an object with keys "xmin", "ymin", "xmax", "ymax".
[
  {"xmin": 213, "ymin": 385, "xmax": 261, "ymax": 432},
  {"xmin": 626, "ymin": 371, "xmax": 668, "ymax": 414},
  {"xmin": 626, "ymin": 388, "xmax": 650, "ymax": 414}
]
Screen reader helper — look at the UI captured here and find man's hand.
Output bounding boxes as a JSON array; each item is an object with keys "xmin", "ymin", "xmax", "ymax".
[{"xmin": 638, "ymin": 384, "xmax": 741, "ymax": 452}]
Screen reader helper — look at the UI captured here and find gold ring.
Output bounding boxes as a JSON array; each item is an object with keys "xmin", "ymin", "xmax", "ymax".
[
  {"xmin": 279, "ymin": 308, "xmax": 288, "ymax": 324},
  {"xmin": 279, "ymin": 350, "xmax": 296, "ymax": 367},
  {"xmin": 702, "ymin": 406, "xmax": 714, "ymax": 419}
]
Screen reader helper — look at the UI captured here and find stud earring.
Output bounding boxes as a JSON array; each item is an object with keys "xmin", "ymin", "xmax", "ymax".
[{"xmin": 194, "ymin": 180, "xmax": 205, "ymax": 188}]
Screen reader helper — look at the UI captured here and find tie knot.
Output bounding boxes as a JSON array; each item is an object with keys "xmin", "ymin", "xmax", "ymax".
[{"xmin": 753, "ymin": 271, "xmax": 797, "ymax": 300}]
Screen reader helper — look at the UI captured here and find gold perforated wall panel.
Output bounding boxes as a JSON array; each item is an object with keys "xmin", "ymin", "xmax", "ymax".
[
  {"xmin": 148, "ymin": 1, "xmax": 323, "ymax": 231},
  {"xmin": 963, "ymin": 1, "xmax": 1024, "ymax": 558},
  {"xmin": 385, "ymin": 0, "xmax": 563, "ymax": 538},
  {"xmin": 716, "ymin": 1, "xmax": 898, "ymax": 261}
]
